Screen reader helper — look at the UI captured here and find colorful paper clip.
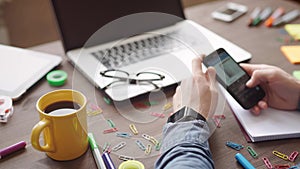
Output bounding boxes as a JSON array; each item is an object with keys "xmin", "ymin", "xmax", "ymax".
[
  {"xmin": 107, "ymin": 119, "xmax": 116, "ymax": 128},
  {"xmin": 129, "ymin": 124, "xmax": 138, "ymax": 135},
  {"xmin": 135, "ymin": 140, "xmax": 146, "ymax": 151},
  {"xmin": 247, "ymin": 146, "xmax": 258, "ymax": 158},
  {"xmin": 118, "ymin": 155, "xmax": 135, "ymax": 161},
  {"xmin": 144, "ymin": 101, "xmax": 158, "ymax": 106},
  {"xmin": 262, "ymin": 157, "xmax": 273, "ymax": 169},
  {"xmin": 142, "ymin": 134, "xmax": 151, "ymax": 141},
  {"xmin": 145, "ymin": 144, "xmax": 152, "ymax": 155},
  {"xmin": 103, "ymin": 127, "xmax": 118, "ymax": 134},
  {"xmin": 288, "ymin": 151, "xmax": 299, "ymax": 162},
  {"xmin": 213, "ymin": 117, "xmax": 221, "ymax": 128},
  {"xmin": 273, "ymin": 150, "xmax": 289, "ymax": 161},
  {"xmin": 225, "ymin": 141, "xmax": 244, "ymax": 151},
  {"xmin": 274, "ymin": 164, "xmax": 290, "ymax": 169},
  {"xmin": 133, "ymin": 102, "xmax": 149, "ymax": 109},
  {"xmin": 102, "ymin": 142, "xmax": 111, "ymax": 153},
  {"xmin": 116, "ymin": 132, "xmax": 132, "ymax": 138},
  {"xmin": 149, "ymin": 136, "xmax": 159, "ymax": 145},
  {"xmin": 112, "ymin": 142, "xmax": 126, "ymax": 152},
  {"xmin": 213, "ymin": 114, "xmax": 226, "ymax": 119},
  {"xmin": 150, "ymin": 112, "xmax": 165, "ymax": 118},
  {"xmin": 155, "ymin": 141, "xmax": 162, "ymax": 151},
  {"xmin": 103, "ymin": 97, "xmax": 112, "ymax": 105},
  {"xmin": 162, "ymin": 102, "xmax": 173, "ymax": 111}
]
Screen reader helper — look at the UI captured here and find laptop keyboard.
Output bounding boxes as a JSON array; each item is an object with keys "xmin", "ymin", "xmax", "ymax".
[{"xmin": 91, "ymin": 32, "xmax": 185, "ymax": 69}]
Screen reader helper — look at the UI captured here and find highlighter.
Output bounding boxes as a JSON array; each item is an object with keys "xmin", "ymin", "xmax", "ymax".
[{"xmin": 235, "ymin": 153, "xmax": 256, "ymax": 169}]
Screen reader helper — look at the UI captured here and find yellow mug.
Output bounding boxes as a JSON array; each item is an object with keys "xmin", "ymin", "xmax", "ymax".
[{"xmin": 31, "ymin": 89, "xmax": 88, "ymax": 161}]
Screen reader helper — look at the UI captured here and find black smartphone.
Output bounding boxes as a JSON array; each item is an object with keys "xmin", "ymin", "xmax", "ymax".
[{"xmin": 203, "ymin": 48, "xmax": 265, "ymax": 109}]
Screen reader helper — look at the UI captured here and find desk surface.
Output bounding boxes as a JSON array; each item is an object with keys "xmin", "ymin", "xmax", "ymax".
[{"xmin": 1, "ymin": 0, "xmax": 300, "ymax": 168}]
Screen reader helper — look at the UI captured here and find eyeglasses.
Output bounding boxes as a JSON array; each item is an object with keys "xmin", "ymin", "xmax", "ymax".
[{"xmin": 100, "ymin": 69, "xmax": 165, "ymax": 90}]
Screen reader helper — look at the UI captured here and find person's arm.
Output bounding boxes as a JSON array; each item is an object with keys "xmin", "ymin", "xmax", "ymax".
[
  {"xmin": 240, "ymin": 63, "xmax": 300, "ymax": 114},
  {"xmin": 155, "ymin": 57, "xmax": 217, "ymax": 169}
]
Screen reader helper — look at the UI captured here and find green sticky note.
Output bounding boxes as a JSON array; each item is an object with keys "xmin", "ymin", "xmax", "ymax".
[{"xmin": 293, "ymin": 70, "xmax": 300, "ymax": 80}]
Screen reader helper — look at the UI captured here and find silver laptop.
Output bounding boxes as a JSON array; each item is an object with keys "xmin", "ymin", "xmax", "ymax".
[{"xmin": 51, "ymin": 0, "xmax": 251, "ymax": 101}]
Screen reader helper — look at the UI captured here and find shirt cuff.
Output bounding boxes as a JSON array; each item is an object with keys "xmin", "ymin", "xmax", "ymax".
[{"xmin": 160, "ymin": 120, "xmax": 210, "ymax": 153}]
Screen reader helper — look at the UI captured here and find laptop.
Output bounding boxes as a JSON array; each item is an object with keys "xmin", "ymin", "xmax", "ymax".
[
  {"xmin": 0, "ymin": 44, "xmax": 62, "ymax": 100},
  {"xmin": 51, "ymin": 0, "xmax": 251, "ymax": 101}
]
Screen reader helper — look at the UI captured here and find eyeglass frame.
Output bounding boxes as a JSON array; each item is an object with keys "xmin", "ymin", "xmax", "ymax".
[{"xmin": 99, "ymin": 69, "xmax": 165, "ymax": 90}]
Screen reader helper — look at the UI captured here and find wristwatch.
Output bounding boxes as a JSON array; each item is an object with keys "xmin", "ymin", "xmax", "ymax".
[{"xmin": 167, "ymin": 106, "xmax": 206, "ymax": 123}]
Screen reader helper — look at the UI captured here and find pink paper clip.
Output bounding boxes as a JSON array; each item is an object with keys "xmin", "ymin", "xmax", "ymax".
[
  {"xmin": 213, "ymin": 117, "xmax": 221, "ymax": 128},
  {"xmin": 213, "ymin": 114, "xmax": 226, "ymax": 119},
  {"xmin": 274, "ymin": 164, "xmax": 290, "ymax": 169},
  {"xmin": 90, "ymin": 103, "xmax": 101, "ymax": 111},
  {"xmin": 150, "ymin": 112, "xmax": 165, "ymax": 118},
  {"xmin": 262, "ymin": 157, "xmax": 273, "ymax": 169},
  {"xmin": 288, "ymin": 151, "xmax": 299, "ymax": 162},
  {"xmin": 103, "ymin": 128, "xmax": 118, "ymax": 134}
]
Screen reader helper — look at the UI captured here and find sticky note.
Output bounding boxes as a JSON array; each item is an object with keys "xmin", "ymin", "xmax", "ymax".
[
  {"xmin": 285, "ymin": 24, "xmax": 300, "ymax": 40},
  {"xmin": 293, "ymin": 70, "xmax": 300, "ymax": 80},
  {"xmin": 280, "ymin": 46, "xmax": 300, "ymax": 64}
]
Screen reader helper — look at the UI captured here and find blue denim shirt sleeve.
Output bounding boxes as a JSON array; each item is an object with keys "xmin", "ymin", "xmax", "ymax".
[{"xmin": 155, "ymin": 120, "xmax": 214, "ymax": 169}]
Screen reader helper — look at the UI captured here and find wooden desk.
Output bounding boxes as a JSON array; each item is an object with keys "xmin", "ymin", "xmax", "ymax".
[{"xmin": 1, "ymin": 0, "xmax": 300, "ymax": 168}]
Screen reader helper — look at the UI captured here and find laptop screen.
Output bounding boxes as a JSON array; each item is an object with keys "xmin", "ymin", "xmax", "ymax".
[{"xmin": 51, "ymin": 0, "xmax": 185, "ymax": 52}]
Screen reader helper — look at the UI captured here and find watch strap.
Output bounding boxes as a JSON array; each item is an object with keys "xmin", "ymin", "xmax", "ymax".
[{"xmin": 167, "ymin": 106, "xmax": 206, "ymax": 123}]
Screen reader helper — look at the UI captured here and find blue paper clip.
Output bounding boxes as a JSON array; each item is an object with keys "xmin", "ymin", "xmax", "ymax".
[
  {"xmin": 116, "ymin": 132, "xmax": 132, "ymax": 138},
  {"xmin": 226, "ymin": 141, "xmax": 244, "ymax": 151},
  {"xmin": 135, "ymin": 140, "xmax": 146, "ymax": 151}
]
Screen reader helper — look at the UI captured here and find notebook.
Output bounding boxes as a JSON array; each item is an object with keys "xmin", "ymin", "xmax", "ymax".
[
  {"xmin": 51, "ymin": 0, "xmax": 252, "ymax": 101},
  {"xmin": 220, "ymin": 86, "xmax": 300, "ymax": 142},
  {"xmin": 0, "ymin": 44, "xmax": 62, "ymax": 100}
]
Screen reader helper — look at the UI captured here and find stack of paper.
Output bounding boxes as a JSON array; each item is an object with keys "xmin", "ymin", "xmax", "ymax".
[{"xmin": 220, "ymin": 86, "xmax": 300, "ymax": 142}]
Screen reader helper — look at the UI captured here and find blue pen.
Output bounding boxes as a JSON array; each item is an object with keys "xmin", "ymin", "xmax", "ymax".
[
  {"xmin": 102, "ymin": 152, "xmax": 116, "ymax": 169},
  {"xmin": 235, "ymin": 153, "xmax": 256, "ymax": 169}
]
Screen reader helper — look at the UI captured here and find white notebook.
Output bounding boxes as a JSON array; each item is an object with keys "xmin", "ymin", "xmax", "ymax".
[{"xmin": 220, "ymin": 86, "xmax": 300, "ymax": 142}]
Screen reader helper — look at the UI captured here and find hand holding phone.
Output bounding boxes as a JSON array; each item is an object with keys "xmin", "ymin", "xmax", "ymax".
[{"xmin": 203, "ymin": 48, "xmax": 265, "ymax": 109}]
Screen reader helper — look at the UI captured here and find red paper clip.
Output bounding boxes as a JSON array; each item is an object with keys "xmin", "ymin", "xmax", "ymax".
[
  {"xmin": 262, "ymin": 157, "xmax": 273, "ymax": 169},
  {"xmin": 103, "ymin": 128, "xmax": 118, "ymax": 134},
  {"xmin": 213, "ymin": 114, "xmax": 226, "ymax": 119},
  {"xmin": 213, "ymin": 117, "xmax": 221, "ymax": 128},
  {"xmin": 274, "ymin": 164, "xmax": 290, "ymax": 169},
  {"xmin": 288, "ymin": 151, "xmax": 299, "ymax": 162}
]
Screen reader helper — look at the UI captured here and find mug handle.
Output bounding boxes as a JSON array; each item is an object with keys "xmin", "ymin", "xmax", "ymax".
[{"xmin": 31, "ymin": 118, "xmax": 55, "ymax": 152}]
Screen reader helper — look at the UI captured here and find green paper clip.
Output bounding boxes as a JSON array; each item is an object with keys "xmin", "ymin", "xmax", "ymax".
[
  {"xmin": 103, "ymin": 97, "xmax": 111, "ymax": 105},
  {"xmin": 107, "ymin": 119, "xmax": 115, "ymax": 128},
  {"xmin": 247, "ymin": 146, "xmax": 258, "ymax": 158}
]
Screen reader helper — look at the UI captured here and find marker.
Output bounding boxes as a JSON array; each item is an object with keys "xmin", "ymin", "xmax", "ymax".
[
  {"xmin": 88, "ymin": 133, "xmax": 107, "ymax": 169},
  {"xmin": 0, "ymin": 141, "xmax": 26, "ymax": 159},
  {"xmin": 252, "ymin": 7, "xmax": 272, "ymax": 26},
  {"xmin": 264, "ymin": 7, "xmax": 285, "ymax": 27},
  {"xmin": 272, "ymin": 9, "xmax": 300, "ymax": 26},
  {"xmin": 248, "ymin": 7, "xmax": 261, "ymax": 26},
  {"xmin": 235, "ymin": 153, "xmax": 256, "ymax": 169},
  {"xmin": 102, "ymin": 152, "xmax": 116, "ymax": 169}
]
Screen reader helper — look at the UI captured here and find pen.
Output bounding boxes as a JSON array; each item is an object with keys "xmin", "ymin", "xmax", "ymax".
[
  {"xmin": 0, "ymin": 141, "xmax": 26, "ymax": 159},
  {"xmin": 264, "ymin": 7, "xmax": 285, "ymax": 27},
  {"xmin": 235, "ymin": 153, "xmax": 256, "ymax": 169},
  {"xmin": 88, "ymin": 133, "xmax": 107, "ymax": 169},
  {"xmin": 102, "ymin": 152, "xmax": 116, "ymax": 169},
  {"xmin": 248, "ymin": 7, "xmax": 261, "ymax": 26},
  {"xmin": 272, "ymin": 9, "xmax": 300, "ymax": 27},
  {"xmin": 252, "ymin": 7, "xmax": 272, "ymax": 26}
]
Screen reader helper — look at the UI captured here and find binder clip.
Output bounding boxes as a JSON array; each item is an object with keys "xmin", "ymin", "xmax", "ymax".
[{"xmin": 0, "ymin": 96, "xmax": 13, "ymax": 123}]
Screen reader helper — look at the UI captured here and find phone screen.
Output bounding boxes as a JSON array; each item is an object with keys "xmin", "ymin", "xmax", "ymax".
[{"xmin": 203, "ymin": 48, "xmax": 265, "ymax": 109}]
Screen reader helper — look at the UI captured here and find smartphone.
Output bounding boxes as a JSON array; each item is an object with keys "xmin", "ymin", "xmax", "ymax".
[
  {"xmin": 211, "ymin": 2, "xmax": 248, "ymax": 22},
  {"xmin": 203, "ymin": 48, "xmax": 265, "ymax": 109}
]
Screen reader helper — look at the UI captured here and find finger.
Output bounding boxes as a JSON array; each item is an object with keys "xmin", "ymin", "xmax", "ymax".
[
  {"xmin": 258, "ymin": 100, "xmax": 268, "ymax": 110},
  {"xmin": 250, "ymin": 106, "xmax": 261, "ymax": 115},
  {"xmin": 246, "ymin": 69, "xmax": 274, "ymax": 87},
  {"xmin": 206, "ymin": 67, "xmax": 216, "ymax": 83},
  {"xmin": 192, "ymin": 57, "xmax": 204, "ymax": 75}
]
